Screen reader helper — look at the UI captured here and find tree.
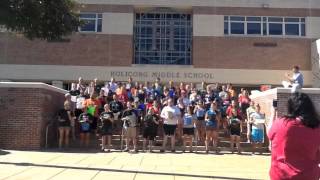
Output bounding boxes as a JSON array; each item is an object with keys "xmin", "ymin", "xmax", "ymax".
[{"xmin": 0, "ymin": 0, "xmax": 81, "ymax": 40}]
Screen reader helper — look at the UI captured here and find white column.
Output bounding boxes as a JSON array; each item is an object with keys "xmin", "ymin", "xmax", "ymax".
[
  {"xmin": 306, "ymin": 17, "xmax": 320, "ymax": 39},
  {"xmin": 102, "ymin": 13, "xmax": 134, "ymax": 35},
  {"xmin": 311, "ymin": 39, "xmax": 320, "ymax": 88},
  {"xmin": 193, "ymin": 15, "xmax": 224, "ymax": 37}
]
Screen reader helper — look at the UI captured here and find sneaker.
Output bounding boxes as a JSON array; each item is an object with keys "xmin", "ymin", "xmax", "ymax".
[
  {"xmin": 123, "ymin": 148, "xmax": 129, "ymax": 152},
  {"xmin": 160, "ymin": 149, "xmax": 165, "ymax": 153},
  {"xmin": 171, "ymin": 149, "xmax": 176, "ymax": 153}
]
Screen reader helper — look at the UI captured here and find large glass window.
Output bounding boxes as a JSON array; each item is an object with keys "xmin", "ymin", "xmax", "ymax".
[
  {"xmin": 230, "ymin": 16, "xmax": 245, "ymax": 34},
  {"xmin": 247, "ymin": 17, "xmax": 261, "ymax": 35},
  {"xmin": 224, "ymin": 16, "xmax": 305, "ymax": 37},
  {"xmin": 134, "ymin": 10, "xmax": 192, "ymax": 65},
  {"xmin": 79, "ymin": 13, "xmax": 102, "ymax": 32}
]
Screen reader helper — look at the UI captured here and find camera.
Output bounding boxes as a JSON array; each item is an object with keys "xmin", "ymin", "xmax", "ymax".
[{"xmin": 272, "ymin": 99, "xmax": 278, "ymax": 108}]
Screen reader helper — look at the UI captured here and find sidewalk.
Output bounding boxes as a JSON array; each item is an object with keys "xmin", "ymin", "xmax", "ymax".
[{"xmin": 0, "ymin": 150, "xmax": 270, "ymax": 180}]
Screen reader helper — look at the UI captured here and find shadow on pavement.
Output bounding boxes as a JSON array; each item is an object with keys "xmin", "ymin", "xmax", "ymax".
[
  {"xmin": 0, "ymin": 150, "xmax": 10, "ymax": 156},
  {"xmin": 0, "ymin": 161, "xmax": 262, "ymax": 180}
]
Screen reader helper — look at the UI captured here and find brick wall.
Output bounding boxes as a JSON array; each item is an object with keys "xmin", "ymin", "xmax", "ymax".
[
  {"xmin": 0, "ymin": 33, "xmax": 133, "ymax": 67},
  {"xmin": 0, "ymin": 83, "xmax": 67, "ymax": 150},
  {"xmin": 193, "ymin": 37, "xmax": 312, "ymax": 70},
  {"xmin": 250, "ymin": 88, "xmax": 320, "ymax": 124}
]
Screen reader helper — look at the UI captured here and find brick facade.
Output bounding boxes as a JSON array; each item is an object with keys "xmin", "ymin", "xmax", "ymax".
[
  {"xmin": 0, "ymin": 83, "xmax": 67, "ymax": 150},
  {"xmin": 193, "ymin": 37, "xmax": 312, "ymax": 70},
  {"xmin": 0, "ymin": 33, "xmax": 133, "ymax": 66}
]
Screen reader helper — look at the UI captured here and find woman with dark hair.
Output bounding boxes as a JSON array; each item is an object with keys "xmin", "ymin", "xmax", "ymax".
[{"xmin": 268, "ymin": 92, "xmax": 320, "ymax": 180}]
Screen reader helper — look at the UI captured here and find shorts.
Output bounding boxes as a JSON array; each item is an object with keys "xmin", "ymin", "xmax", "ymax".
[
  {"xmin": 230, "ymin": 128, "xmax": 241, "ymax": 136},
  {"xmin": 183, "ymin": 128, "xmax": 194, "ymax": 135},
  {"xmin": 80, "ymin": 122, "xmax": 91, "ymax": 133},
  {"xmin": 163, "ymin": 124, "xmax": 177, "ymax": 136},
  {"xmin": 100, "ymin": 125, "xmax": 113, "ymax": 136},
  {"xmin": 125, "ymin": 127, "xmax": 137, "ymax": 138},
  {"xmin": 251, "ymin": 128, "xmax": 264, "ymax": 143},
  {"xmin": 143, "ymin": 127, "xmax": 157, "ymax": 140},
  {"xmin": 196, "ymin": 116, "xmax": 205, "ymax": 121}
]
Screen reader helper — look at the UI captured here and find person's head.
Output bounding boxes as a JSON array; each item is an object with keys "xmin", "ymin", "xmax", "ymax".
[
  {"xmin": 64, "ymin": 101, "xmax": 71, "ymax": 110},
  {"xmin": 65, "ymin": 93, "xmax": 71, "ymax": 100},
  {"xmin": 292, "ymin": 65, "xmax": 300, "ymax": 73},
  {"xmin": 112, "ymin": 94, "xmax": 118, "ymax": 101},
  {"xmin": 99, "ymin": 89, "xmax": 104, "ymax": 97},
  {"xmin": 201, "ymin": 81, "xmax": 206, "ymax": 89},
  {"xmin": 147, "ymin": 107, "xmax": 154, "ymax": 115},
  {"xmin": 78, "ymin": 77, "xmax": 83, "ymax": 84},
  {"xmin": 169, "ymin": 80, "xmax": 173, "ymax": 87},
  {"xmin": 110, "ymin": 77, "xmax": 115, "ymax": 83},
  {"xmin": 231, "ymin": 99, "xmax": 237, "ymax": 107},
  {"xmin": 71, "ymin": 83, "xmax": 77, "ymax": 90},
  {"xmin": 197, "ymin": 100, "xmax": 204, "ymax": 107},
  {"xmin": 128, "ymin": 76, "xmax": 133, "ymax": 83},
  {"xmin": 243, "ymin": 89, "xmax": 249, "ymax": 96},
  {"xmin": 250, "ymin": 101, "xmax": 255, "ymax": 107},
  {"xmin": 222, "ymin": 85, "xmax": 226, "ymax": 91},
  {"xmin": 104, "ymin": 104, "xmax": 110, "ymax": 111},
  {"xmin": 167, "ymin": 98, "xmax": 174, "ymax": 106},
  {"xmin": 210, "ymin": 101, "xmax": 217, "ymax": 110},
  {"xmin": 156, "ymin": 77, "xmax": 160, "ymax": 83},
  {"xmin": 89, "ymin": 81, "xmax": 94, "ymax": 87},
  {"xmin": 94, "ymin": 78, "xmax": 98, "ymax": 84},
  {"xmin": 206, "ymin": 86, "xmax": 211, "ymax": 94},
  {"xmin": 181, "ymin": 90, "xmax": 186, "ymax": 97},
  {"xmin": 255, "ymin": 104, "xmax": 261, "ymax": 113},
  {"xmin": 231, "ymin": 108, "xmax": 237, "ymax": 116},
  {"xmin": 126, "ymin": 101, "xmax": 133, "ymax": 109},
  {"xmin": 286, "ymin": 92, "xmax": 320, "ymax": 128}
]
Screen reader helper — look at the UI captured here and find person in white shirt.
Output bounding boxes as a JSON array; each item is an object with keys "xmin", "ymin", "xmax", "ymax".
[
  {"xmin": 282, "ymin": 65, "xmax": 304, "ymax": 92},
  {"xmin": 160, "ymin": 98, "xmax": 181, "ymax": 152}
]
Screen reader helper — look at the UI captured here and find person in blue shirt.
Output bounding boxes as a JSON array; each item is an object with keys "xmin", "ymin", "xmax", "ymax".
[
  {"xmin": 282, "ymin": 65, "xmax": 304, "ymax": 92},
  {"xmin": 205, "ymin": 102, "xmax": 221, "ymax": 153},
  {"xmin": 182, "ymin": 106, "xmax": 196, "ymax": 152}
]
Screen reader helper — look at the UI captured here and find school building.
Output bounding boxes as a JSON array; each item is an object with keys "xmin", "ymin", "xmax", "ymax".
[{"xmin": 1, "ymin": 0, "xmax": 320, "ymax": 88}]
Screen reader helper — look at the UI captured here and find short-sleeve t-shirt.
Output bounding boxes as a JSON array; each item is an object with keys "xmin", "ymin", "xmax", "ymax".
[
  {"xmin": 144, "ymin": 114, "xmax": 159, "ymax": 128},
  {"xmin": 100, "ymin": 111, "xmax": 114, "ymax": 128},
  {"xmin": 58, "ymin": 109, "xmax": 72, "ymax": 127},
  {"xmin": 160, "ymin": 105, "xmax": 181, "ymax": 125},
  {"xmin": 268, "ymin": 117, "xmax": 320, "ymax": 180},
  {"xmin": 250, "ymin": 112, "xmax": 265, "ymax": 130},
  {"xmin": 122, "ymin": 109, "xmax": 137, "ymax": 127},
  {"xmin": 183, "ymin": 113, "xmax": 194, "ymax": 128}
]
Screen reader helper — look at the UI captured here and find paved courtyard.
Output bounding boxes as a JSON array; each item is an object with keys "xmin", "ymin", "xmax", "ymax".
[{"xmin": 0, "ymin": 150, "xmax": 270, "ymax": 180}]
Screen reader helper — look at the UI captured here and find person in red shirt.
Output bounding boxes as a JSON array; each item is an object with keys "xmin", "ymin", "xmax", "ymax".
[
  {"xmin": 226, "ymin": 100, "xmax": 242, "ymax": 119},
  {"xmin": 268, "ymin": 93, "xmax": 320, "ymax": 180}
]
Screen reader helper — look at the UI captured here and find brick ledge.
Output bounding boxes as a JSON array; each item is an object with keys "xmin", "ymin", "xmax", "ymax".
[{"xmin": 0, "ymin": 82, "xmax": 68, "ymax": 94}]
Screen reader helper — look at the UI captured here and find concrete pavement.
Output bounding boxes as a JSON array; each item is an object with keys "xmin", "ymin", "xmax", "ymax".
[{"xmin": 0, "ymin": 150, "xmax": 270, "ymax": 180}]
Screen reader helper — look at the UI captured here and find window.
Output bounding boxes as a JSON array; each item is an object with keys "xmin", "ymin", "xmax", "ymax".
[
  {"xmin": 230, "ymin": 16, "xmax": 245, "ymax": 34},
  {"xmin": 134, "ymin": 10, "xmax": 192, "ymax": 65},
  {"xmin": 224, "ymin": 16, "xmax": 305, "ymax": 37},
  {"xmin": 247, "ymin": 17, "xmax": 261, "ymax": 35},
  {"xmin": 79, "ymin": 13, "xmax": 102, "ymax": 32}
]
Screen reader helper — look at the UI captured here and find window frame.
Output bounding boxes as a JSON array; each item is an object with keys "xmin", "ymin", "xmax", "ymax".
[
  {"xmin": 224, "ymin": 15, "xmax": 306, "ymax": 37},
  {"xmin": 79, "ymin": 13, "xmax": 103, "ymax": 33}
]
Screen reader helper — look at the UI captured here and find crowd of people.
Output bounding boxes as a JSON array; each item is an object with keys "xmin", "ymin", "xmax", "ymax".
[
  {"xmin": 55, "ymin": 65, "xmax": 320, "ymax": 180},
  {"xmin": 58, "ymin": 76, "xmax": 267, "ymax": 154}
]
